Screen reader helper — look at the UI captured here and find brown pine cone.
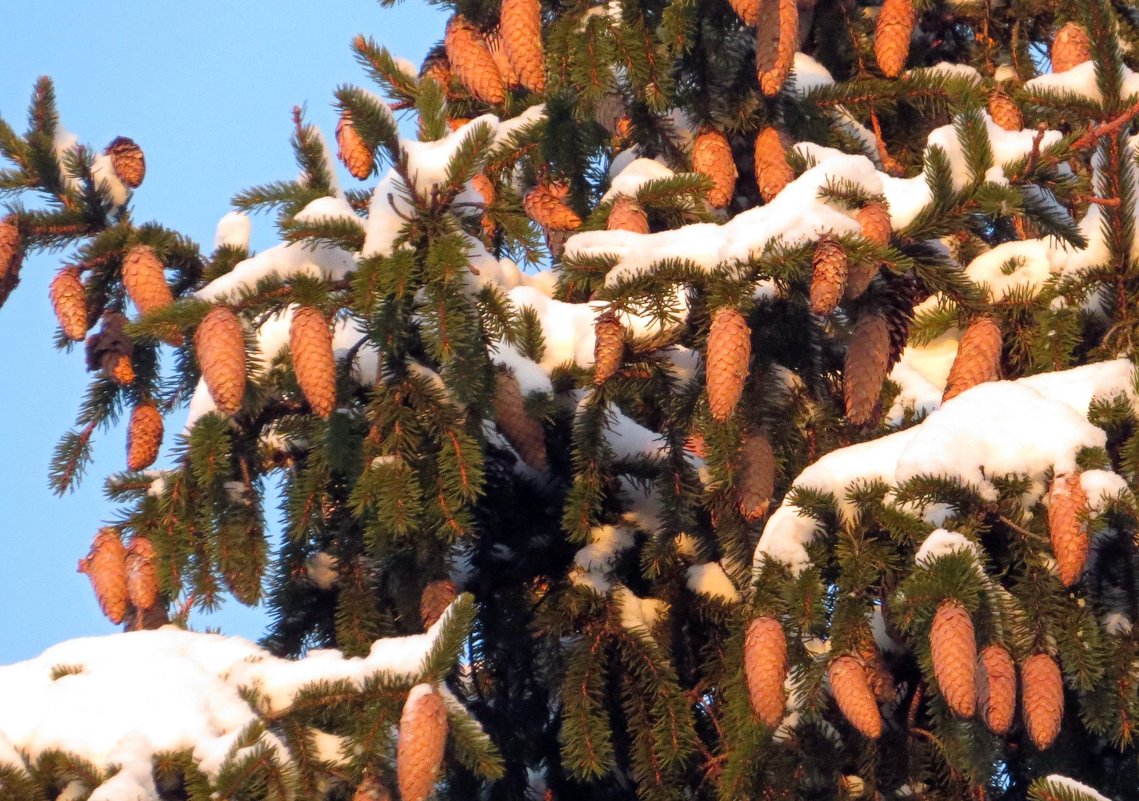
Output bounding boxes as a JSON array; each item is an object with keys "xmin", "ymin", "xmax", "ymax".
[
  {"xmin": 125, "ymin": 536, "xmax": 160, "ymax": 611},
  {"xmin": 86, "ymin": 312, "xmax": 135, "ymax": 385},
  {"xmin": 108, "ymin": 353, "xmax": 136, "ymax": 385},
  {"xmin": 420, "ymin": 47, "xmax": 455, "ymax": 95},
  {"xmin": 744, "ymin": 616, "xmax": 787, "ymax": 727},
  {"xmin": 421, "ymin": 579, "xmax": 458, "ymax": 629},
  {"xmin": 1052, "ymin": 23, "xmax": 1092, "ymax": 73},
  {"xmin": 608, "ymin": 195, "xmax": 649, "ymax": 233},
  {"xmin": 0, "ymin": 215, "xmax": 24, "ymax": 307},
  {"xmin": 122, "ymin": 245, "xmax": 174, "ymax": 317},
  {"xmin": 855, "ymin": 202, "xmax": 892, "ymax": 248},
  {"xmin": 500, "ymin": 0, "xmax": 546, "ymax": 93},
  {"xmin": 127, "ymin": 403, "xmax": 164, "ymax": 471},
  {"xmin": 494, "ymin": 370, "xmax": 548, "ymax": 469},
  {"xmin": 810, "ymin": 237, "xmax": 848, "ymax": 315},
  {"xmin": 525, "ymin": 183, "xmax": 581, "ymax": 230},
  {"xmin": 706, "ymin": 307, "xmax": 752, "ymax": 421},
  {"xmin": 106, "ymin": 136, "xmax": 146, "ymax": 189},
  {"xmin": 930, "ymin": 600, "xmax": 976, "ymax": 718},
  {"xmin": 593, "ymin": 312, "xmax": 625, "ymax": 385},
  {"xmin": 730, "ymin": 0, "xmax": 760, "ymax": 25},
  {"xmin": 942, "ymin": 317, "xmax": 1001, "ymax": 402},
  {"xmin": 290, "ymin": 307, "xmax": 337, "ymax": 418},
  {"xmin": 195, "ymin": 306, "xmax": 247, "ymax": 416},
  {"xmin": 988, "ymin": 89, "xmax": 1023, "ymax": 132},
  {"xmin": 858, "ymin": 632, "xmax": 896, "ymax": 704},
  {"xmin": 471, "ymin": 173, "xmax": 497, "ymax": 236},
  {"xmin": 1022, "ymin": 653, "xmax": 1063, "ymax": 749},
  {"xmin": 397, "ymin": 684, "xmax": 449, "ymax": 801},
  {"xmin": 1048, "ymin": 473, "xmax": 1089, "ymax": 587},
  {"xmin": 737, "ymin": 433, "xmax": 775, "ymax": 521},
  {"xmin": 828, "ymin": 655, "xmax": 882, "ymax": 738},
  {"xmin": 78, "ymin": 528, "xmax": 128, "ymax": 625},
  {"xmin": 754, "ymin": 127, "xmax": 794, "ymax": 203},
  {"xmin": 844, "ymin": 314, "xmax": 891, "ymax": 426},
  {"xmin": 337, "ymin": 112, "xmax": 373, "ymax": 180},
  {"xmin": 756, "ymin": 0, "xmax": 799, "ymax": 97},
  {"xmin": 692, "ymin": 129, "xmax": 737, "ymax": 209},
  {"xmin": 445, "ymin": 15, "xmax": 506, "ymax": 105},
  {"xmin": 976, "ymin": 644, "xmax": 1016, "ymax": 735},
  {"xmin": 50, "ymin": 267, "xmax": 88, "ymax": 341},
  {"xmin": 875, "ymin": 0, "xmax": 915, "ymax": 78}
]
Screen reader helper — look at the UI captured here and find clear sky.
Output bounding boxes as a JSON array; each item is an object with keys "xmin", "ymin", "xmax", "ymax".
[{"xmin": 0, "ymin": 1, "xmax": 445, "ymax": 663}]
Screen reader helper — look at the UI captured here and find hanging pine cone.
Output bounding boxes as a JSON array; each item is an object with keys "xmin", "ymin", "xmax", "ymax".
[
  {"xmin": 1048, "ymin": 473, "xmax": 1089, "ymax": 587},
  {"xmin": 988, "ymin": 88, "xmax": 1023, "ymax": 132},
  {"xmin": 105, "ymin": 136, "xmax": 146, "ymax": 189},
  {"xmin": 78, "ymin": 528, "xmax": 128, "ymax": 625},
  {"xmin": 122, "ymin": 245, "xmax": 174, "ymax": 316},
  {"xmin": 471, "ymin": 172, "xmax": 497, "ymax": 237},
  {"xmin": 486, "ymin": 31, "xmax": 521, "ymax": 88},
  {"xmin": 0, "ymin": 215, "xmax": 24, "ymax": 307},
  {"xmin": 525, "ymin": 183, "xmax": 582, "ymax": 231},
  {"xmin": 397, "ymin": 684, "xmax": 449, "ymax": 801},
  {"xmin": 50, "ymin": 267, "xmax": 88, "ymax": 341},
  {"xmin": 756, "ymin": 0, "xmax": 799, "ymax": 97},
  {"xmin": 1052, "ymin": 23, "xmax": 1092, "ymax": 73},
  {"xmin": 736, "ymin": 433, "xmax": 775, "ymax": 521},
  {"xmin": 875, "ymin": 0, "xmax": 915, "ymax": 78},
  {"xmin": 500, "ymin": 0, "xmax": 546, "ymax": 93},
  {"xmin": 929, "ymin": 600, "xmax": 976, "ymax": 718},
  {"xmin": 195, "ymin": 306, "xmax": 247, "ymax": 416},
  {"xmin": 608, "ymin": 195, "xmax": 649, "ymax": 233},
  {"xmin": 337, "ymin": 112, "xmax": 373, "ymax": 180},
  {"xmin": 706, "ymin": 307, "xmax": 752, "ymax": 422},
  {"xmin": 942, "ymin": 317, "xmax": 1002, "ymax": 402},
  {"xmin": 858, "ymin": 632, "xmax": 896, "ymax": 704},
  {"xmin": 1022, "ymin": 653, "xmax": 1063, "ymax": 749},
  {"xmin": 976, "ymin": 644, "xmax": 1016, "ymax": 735},
  {"xmin": 494, "ymin": 370, "xmax": 548, "ymax": 469},
  {"xmin": 420, "ymin": 47, "xmax": 455, "ymax": 95},
  {"xmin": 692, "ymin": 129, "xmax": 737, "ymax": 209},
  {"xmin": 125, "ymin": 536, "xmax": 159, "ymax": 612},
  {"xmin": 744, "ymin": 616, "xmax": 787, "ymax": 727},
  {"xmin": 108, "ymin": 354, "xmax": 135, "ymax": 385},
  {"xmin": 754, "ymin": 127, "xmax": 794, "ymax": 203},
  {"xmin": 290, "ymin": 307, "xmax": 337, "ymax": 418},
  {"xmin": 828, "ymin": 655, "xmax": 882, "ymax": 738},
  {"xmin": 730, "ymin": 0, "xmax": 760, "ymax": 25},
  {"xmin": 421, "ymin": 579, "xmax": 458, "ymax": 629},
  {"xmin": 856, "ymin": 202, "xmax": 892, "ymax": 248},
  {"xmin": 810, "ymin": 237, "xmax": 848, "ymax": 316},
  {"xmin": 844, "ymin": 314, "xmax": 891, "ymax": 426},
  {"xmin": 127, "ymin": 403, "xmax": 164, "ymax": 471},
  {"xmin": 86, "ymin": 312, "xmax": 135, "ymax": 385},
  {"xmin": 445, "ymin": 15, "xmax": 506, "ymax": 105},
  {"xmin": 593, "ymin": 312, "xmax": 625, "ymax": 385}
]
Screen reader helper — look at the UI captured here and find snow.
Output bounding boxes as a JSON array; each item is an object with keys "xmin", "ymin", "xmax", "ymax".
[
  {"xmin": 293, "ymin": 195, "xmax": 363, "ymax": 227},
  {"xmin": 1080, "ymin": 469, "xmax": 1130, "ymax": 513},
  {"xmin": 195, "ymin": 239, "xmax": 357, "ymax": 303},
  {"xmin": 90, "ymin": 153, "xmax": 128, "ymax": 207},
  {"xmin": 964, "ymin": 240, "xmax": 1055, "ymax": 301},
  {"xmin": 614, "ymin": 586, "xmax": 667, "ymax": 633},
  {"xmin": 362, "ymin": 171, "xmax": 415, "ymax": 258},
  {"xmin": 215, "ymin": 211, "xmax": 252, "ymax": 250},
  {"xmin": 927, "ymin": 113, "xmax": 1062, "ymax": 192},
  {"xmin": 754, "ymin": 505, "xmax": 823, "ymax": 576},
  {"xmin": 914, "ymin": 529, "xmax": 980, "ymax": 567},
  {"xmin": 686, "ymin": 562, "xmax": 739, "ymax": 602},
  {"xmin": 1040, "ymin": 776, "xmax": 1112, "ymax": 801},
  {"xmin": 602, "ymin": 157, "xmax": 675, "ymax": 202},
  {"xmin": 790, "ymin": 53, "xmax": 835, "ymax": 95}
]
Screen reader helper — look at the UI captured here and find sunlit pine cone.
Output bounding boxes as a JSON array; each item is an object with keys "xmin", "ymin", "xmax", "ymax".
[
  {"xmin": 290, "ymin": 307, "xmax": 337, "ymax": 418},
  {"xmin": 0, "ymin": 215, "xmax": 24, "ymax": 307},
  {"xmin": 125, "ymin": 536, "xmax": 160, "ymax": 612},
  {"xmin": 828, "ymin": 655, "xmax": 882, "ymax": 738},
  {"xmin": 846, "ymin": 203, "xmax": 891, "ymax": 298},
  {"xmin": 754, "ymin": 127, "xmax": 793, "ymax": 203},
  {"xmin": 486, "ymin": 30, "xmax": 522, "ymax": 88},
  {"xmin": 844, "ymin": 313, "xmax": 891, "ymax": 426},
  {"xmin": 875, "ymin": 0, "xmax": 915, "ymax": 78},
  {"xmin": 730, "ymin": 0, "xmax": 760, "ymax": 25},
  {"xmin": 397, "ymin": 684, "xmax": 449, "ymax": 801},
  {"xmin": 78, "ymin": 528, "xmax": 128, "ymax": 625},
  {"xmin": 756, "ymin": 0, "xmax": 799, "ymax": 97},
  {"xmin": 420, "ymin": 579, "xmax": 457, "ymax": 628},
  {"xmin": 500, "ymin": 0, "xmax": 546, "ymax": 93},
  {"xmin": 744, "ymin": 616, "xmax": 787, "ymax": 727},
  {"xmin": 337, "ymin": 112, "xmax": 373, "ymax": 180},
  {"xmin": 1021, "ymin": 653, "xmax": 1064, "ymax": 749},
  {"xmin": 126, "ymin": 403, "xmax": 164, "ymax": 471},
  {"xmin": 593, "ymin": 312, "xmax": 625, "ymax": 385},
  {"xmin": 736, "ymin": 433, "xmax": 775, "ymax": 521},
  {"xmin": 420, "ymin": 48, "xmax": 455, "ymax": 96},
  {"xmin": 445, "ymin": 15, "xmax": 506, "ymax": 105},
  {"xmin": 106, "ymin": 136, "xmax": 146, "ymax": 189},
  {"xmin": 86, "ymin": 312, "xmax": 135, "ymax": 385},
  {"xmin": 50, "ymin": 267, "xmax": 88, "ymax": 341},
  {"xmin": 988, "ymin": 88, "xmax": 1023, "ymax": 132},
  {"xmin": 494, "ymin": 370, "xmax": 548, "ymax": 469},
  {"xmin": 1052, "ymin": 23, "xmax": 1092, "ymax": 73},
  {"xmin": 1048, "ymin": 473, "xmax": 1089, "ymax": 587},
  {"xmin": 107, "ymin": 353, "xmax": 136, "ymax": 385},
  {"xmin": 942, "ymin": 317, "xmax": 1001, "ymax": 402},
  {"xmin": 608, "ymin": 195, "xmax": 649, "ymax": 233},
  {"xmin": 930, "ymin": 600, "xmax": 976, "ymax": 717},
  {"xmin": 706, "ymin": 307, "xmax": 751, "ymax": 421},
  {"xmin": 524, "ymin": 183, "xmax": 581, "ymax": 230},
  {"xmin": 857, "ymin": 631, "xmax": 896, "ymax": 704},
  {"xmin": 692, "ymin": 129, "xmax": 737, "ymax": 209},
  {"xmin": 976, "ymin": 644, "xmax": 1016, "ymax": 735},
  {"xmin": 809, "ymin": 237, "xmax": 848, "ymax": 315},
  {"xmin": 195, "ymin": 306, "xmax": 247, "ymax": 416},
  {"xmin": 122, "ymin": 245, "xmax": 174, "ymax": 316},
  {"xmin": 470, "ymin": 172, "xmax": 497, "ymax": 237}
]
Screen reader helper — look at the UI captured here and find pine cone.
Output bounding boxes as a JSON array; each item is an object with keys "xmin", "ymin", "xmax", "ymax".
[
  {"xmin": 988, "ymin": 89, "xmax": 1023, "ymax": 132},
  {"xmin": 500, "ymin": 0, "xmax": 546, "ymax": 93},
  {"xmin": 397, "ymin": 684, "xmax": 449, "ymax": 801},
  {"xmin": 976, "ymin": 644, "xmax": 1016, "ymax": 735},
  {"xmin": 810, "ymin": 237, "xmax": 848, "ymax": 315},
  {"xmin": 494, "ymin": 370, "xmax": 548, "ymax": 469},
  {"xmin": 106, "ymin": 136, "xmax": 146, "ymax": 189},
  {"xmin": 608, "ymin": 195, "xmax": 649, "ymax": 233},
  {"xmin": 420, "ymin": 47, "xmax": 455, "ymax": 95},
  {"xmin": 737, "ymin": 433, "xmax": 775, "ymax": 521},
  {"xmin": 337, "ymin": 112, "xmax": 373, "ymax": 180},
  {"xmin": 1048, "ymin": 473, "xmax": 1089, "ymax": 587},
  {"xmin": 127, "ymin": 403, "xmax": 164, "ymax": 471},
  {"xmin": 855, "ymin": 202, "xmax": 892, "ymax": 248},
  {"xmin": 525, "ymin": 183, "xmax": 581, "ymax": 230},
  {"xmin": 0, "ymin": 215, "xmax": 24, "ymax": 307},
  {"xmin": 754, "ymin": 127, "xmax": 793, "ymax": 203},
  {"xmin": 421, "ymin": 579, "xmax": 457, "ymax": 628},
  {"xmin": 882, "ymin": 274, "xmax": 919, "ymax": 370},
  {"xmin": 942, "ymin": 317, "xmax": 1001, "ymax": 402},
  {"xmin": 730, "ymin": 0, "xmax": 760, "ymax": 25},
  {"xmin": 744, "ymin": 616, "xmax": 787, "ymax": 727},
  {"xmin": 290, "ymin": 307, "xmax": 337, "ymax": 418},
  {"xmin": 78, "ymin": 528, "xmax": 128, "ymax": 625},
  {"xmin": 125, "ymin": 536, "xmax": 159, "ymax": 612},
  {"xmin": 1022, "ymin": 653, "xmax": 1063, "ymax": 749},
  {"xmin": 592, "ymin": 312, "xmax": 625, "ymax": 385},
  {"xmin": 857, "ymin": 632, "xmax": 896, "ymax": 704},
  {"xmin": 50, "ymin": 267, "xmax": 88, "ymax": 341},
  {"xmin": 756, "ymin": 0, "xmax": 799, "ymax": 96},
  {"xmin": 108, "ymin": 353, "xmax": 136, "ymax": 385},
  {"xmin": 445, "ymin": 15, "xmax": 506, "ymax": 105},
  {"xmin": 122, "ymin": 245, "xmax": 174, "ymax": 316},
  {"xmin": 486, "ymin": 30, "xmax": 521, "ymax": 88},
  {"xmin": 706, "ymin": 307, "xmax": 752, "ymax": 421},
  {"xmin": 86, "ymin": 312, "xmax": 135, "ymax": 385},
  {"xmin": 1052, "ymin": 23, "xmax": 1092, "ymax": 73},
  {"xmin": 195, "ymin": 306, "xmax": 247, "ymax": 416},
  {"xmin": 930, "ymin": 600, "xmax": 976, "ymax": 718},
  {"xmin": 692, "ymin": 129, "xmax": 737, "ymax": 209},
  {"xmin": 471, "ymin": 172, "xmax": 497, "ymax": 236},
  {"xmin": 875, "ymin": 0, "xmax": 915, "ymax": 78},
  {"xmin": 844, "ymin": 314, "xmax": 891, "ymax": 426},
  {"xmin": 828, "ymin": 655, "xmax": 882, "ymax": 738}
]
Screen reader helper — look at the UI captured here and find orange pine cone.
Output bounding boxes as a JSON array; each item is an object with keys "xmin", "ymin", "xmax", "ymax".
[
  {"xmin": 195, "ymin": 306, "xmax": 247, "ymax": 416},
  {"xmin": 471, "ymin": 173, "xmax": 497, "ymax": 236},
  {"xmin": 855, "ymin": 202, "xmax": 892, "ymax": 248},
  {"xmin": 337, "ymin": 112, "xmax": 373, "ymax": 180},
  {"xmin": 844, "ymin": 313, "xmax": 890, "ymax": 426},
  {"xmin": 737, "ymin": 433, "xmax": 775, "ymax": 521},
  {"xmin": 108, "ymin": 352, "xmax": 136, "ymax": 385},
  {"xmin": 1052, "ymin": 23, "xmax": 1092, "ymax": 73},
  {"xmin": 500, "ymin": 0, "xmax": 546, "ymax": 93},
  {"xmin": 397, "ymin": 684, "xmax": 449, "ymax": 801},
  {"xmin": 692, "ymin": 129, "xmax": 737, "ymax": 209},
  {"xmin": 0, "ymin": 216, "xmax": 22, "ymax": 304},
  {"xmin": 486, "ymin": 30, "xmax": 522, "ymax": 88},
  {"xmin": 290, "ymin": 306, "xmax": 337, "ymax": 418},
  {"xmin": 706, "ymin": 307, "xmax": 752, "ymax": 421},
  {"xmin": 421, "ymin": 579, "xmax": 457, "ymax": 629},
  {"xmin": 756, "ymin": 0, "xmax": 799, "ymax": 97},
  {"xmin": 106, "ymin": 136, "xmax": 146, "ymax": 189},
  {"xmin": 988, "ymin": 89, "xmax": 1023, "ymax": 132},
  {"xmin": 78, "ymin": 528, "xmax": 128, "ymax": 625},
  {"xmin": 125, "ymin": 536, "xmax": 160, "ymax": 611},
  {"xmin": 593, "ymin": 312, "xmax": 625, "ymax": 385},
  {"xmin": 929, "ymin": 600, "xmax": 976, "ymax": 718},
  {"xmin": 744, "ymin": 616, "xmax": 787, "ymax": 727},
  {"xmin": 730, "ymin": 0, "xmax": 760, "ymax": 25},
  {"xmin": 445, "ymin": 15, "xmax": 506, "ymax": 105},
  {"xmin": 810, "ymin": 237, "xmax": 848, "ymax": 315},
  {"xmin": 122, "ymin": 245, "xmax": 174, "ymax": 317},
  {"xmin": 828, "ymin": 655, "xmax": 882, "ymax": 738},
  {"xmin": 127, "ymin": 403, "xmax": 164, "ymax": 471},
  {"xmin": 1022, "ymin": 653, "xmax": 1064, "ymax": 749},
  {"xmin": 754, "ymin": 127, "xmax": 793, "ymax": 203},
  {"xmin": 525, "ymin": 183, "xmax": 581, "ymax": 230},
  {"xmin": 942, "ymin": 317, "xmax": 1001, "ymax": 402},
  {"xmin": 858, "ymin": 632, "xmax": 896, "ymax": 704},
  {"xmin": 608, "ymin": 195, "xmax": 649, "ymax": 233},
  {"xmin": 494, "ymin": 370, "xmax": 548, "ymax": 469},
  {"xmin": 875, "ymin": 0, "xmax": 915, "ymax": 78},
  {"xmin": 1048, "ymin": 473, "xmax": 1089, "ymax": 587},
  {"xmin": 50, "ymin": 267, "xmax": 88, "ymax": 341},
  {"xmin": 976, "ymin": 644, "xmax": 1016, "ymax": 735}
]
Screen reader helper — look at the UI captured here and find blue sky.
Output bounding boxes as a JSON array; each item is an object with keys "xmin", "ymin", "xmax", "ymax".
[{"xmin": 0, "ymin": 1, "xmax": 444, "ymax": 663}]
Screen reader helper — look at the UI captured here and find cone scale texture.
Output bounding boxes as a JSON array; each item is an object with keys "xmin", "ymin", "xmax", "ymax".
[
  {"xmin": 494, "ymin": 371, "xmax": 548, "ymax": 469},
  {"xmin": 1022, "ymin": 653, "xmax": 1063, "ymax": 749},
  {"xmin": 730, "ymin": 0, "xmax": 760, "ymax": 26},
  {"xmin": 754, "ymin": 127, "xmax": 793, "ymax": 203},
  {"xmin": 445, "ymin": 16, "xmax": 506, "ymax": 105},
  {"xmin": 976, "ymin": 644, "xmax": 1016, "ymax": 735},
  {"xmin": 50, "ymin": 267, "xmax": 88, "ymax": 341},
  {"xmin": 195, "ymin": 307, "xmax": 247, "ymax": 416},
  {"xmin": 844, "ymin": 314, "xmax": 891, "ymax": 426},
  {"xmin": 122, "ymin": 245, "xmax": 174, "ymax": 317},
  {"xmin": 337, "ymin": 113, "xmax": 373, "ymax": 180},
  {"xmin": 706, "ymin": 307, "xmax": 751, "ymax": 421},
  {"xmin": 929, "ymin": 600, "xmax": 976, "ymax": 718},
  {"xmin": 593, "ymin": 312, "xmax": 624, "ymax": 385},
  {"xmin": 756, "ymin": 0, "xmax": 798, "ymax": 97},
  {"xmin": 943, "ymin": 317, "xmax": 1001, "ymax": 401},
  {"xmin": 0, "ymin": 217, "xmax": 20, "ymax": 287},
  {"xmin": 290, "ymin": 307, "xmax": 337, "ymax": 418},
  {"xmin": 525, "ymin": 183, "xmax": 582, "ymax": 231},
  {"xmin": 875, "ymin": 0, "xmax": 915, "ymax": 77},
  {"xmin": 829, "ymin": 655, "xmax": 882, "ymax": 738},
  {"xmin": 1048, "ymin": 473, "xmax": 1089, "ymax": 587},
  {"xmin": 397, "ymin": 684, "xmax": 449, "ymax": 801},
  {"xmin": 127, "ymin": 403, "xmax": 163, "ymax": 472},
  {"xmin": 736, "ymin": 434, "xmax": 775, "ymax": 521},
  {"xmin": 988, "ymin": 89, "xmax": 1023, "ymax": 132},
  {"xmin": 744, "ymin": 616, "xmax": 787, "ymax": 727},
  {"xmin": 810, "ymin": 237, "xmax": 847, "ymax": 315},
  {"xmin": 608, "ymin": 195, "xmax": 649, "ymax": 233},
  {"xmin": 78, "ymin": 528, "xmax": 128, "ymax": 625},
  {"xmin": 847, "ymin": 204, "xmax": 889, "ymax": 299},
  {"xmin": 125, "ymin": 536, "xmax": 160, "ymax": 612},
  {"xmin": 420, "ymin": 579, "xmax": 457, "ymax": 629},
  {"xmin": 1052, "ymin": 23, "xmax": 1092, "ymax": 73},
  {"xmin": 692, "ymin": 129, "xmax": 737, "ymax": 209},
  {"xmin": 106, "ymin": 136, "xmax": 146, "ymax": 189},
  {"xmin": 500, "ymin": 0, "xmax": 546, "ymax": 93}
]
